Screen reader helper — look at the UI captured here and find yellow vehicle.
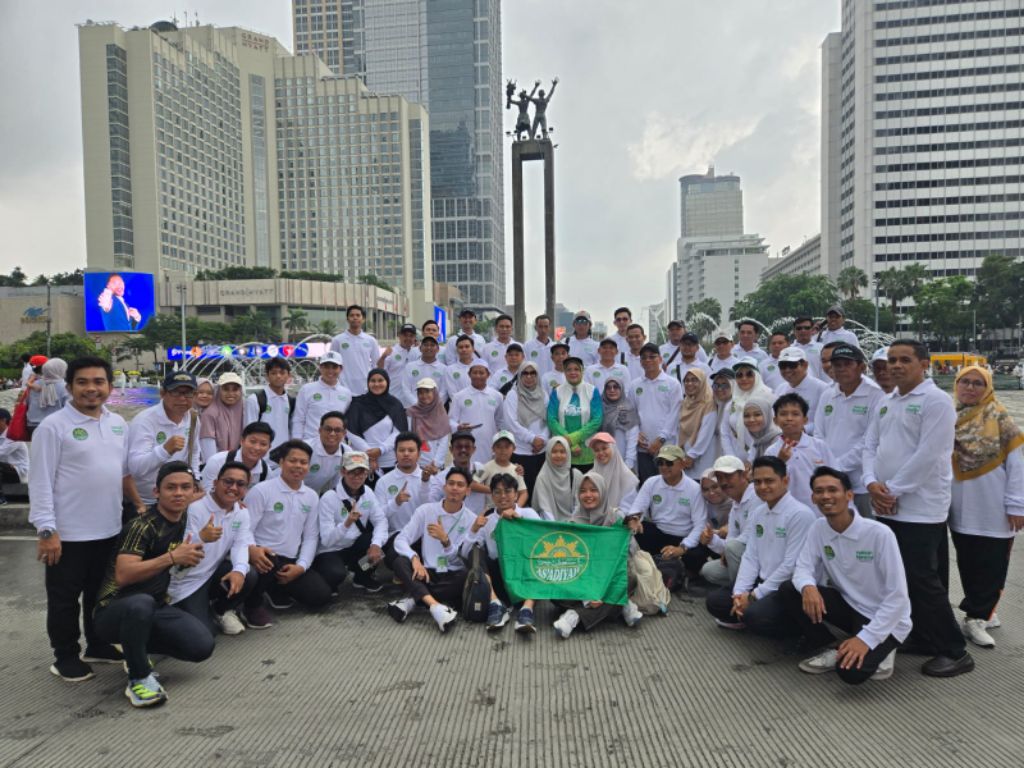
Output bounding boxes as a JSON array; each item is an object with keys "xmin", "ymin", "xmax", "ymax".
[{"xmin": 930, "ymin": 352, "xmax": 987, "ymax": 371}]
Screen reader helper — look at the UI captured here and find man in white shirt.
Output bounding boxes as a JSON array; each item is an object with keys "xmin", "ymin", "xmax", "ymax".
[
  {"xmin": 387, "ymin": 467, "xmax": 477, "ymax": 632},
  {"xmin": 428, "ymin": 431, "xmax": 486, "ymax": 514},
  {"xmin": 400, "ymin": 336, "xmax": 447, "ymax": 407},
  {"xmin": 170, "ymin": 460, "xmax": 257, "ymax": 636},
  {"xmin": 812, "ymin": 344, "xmax": 883, "ymax": 517},
  {"xmin": 380, "ymin": 323, "xmax": 419, "ymax": 404},
  {"xmin": 201, "ymin": 422, "xmax": 276, "ymax": 493},
  {"xmin": 764, "ymin": 393, "xmax": 836, "ymax": 512},
  {"xmin": 291, "ymin": 352, "xmax": 353, "ymax": 441},
  {"xmin": 622, "ymin": 324, "xmax": 647, "ymax": 380},
  {"xmin": 870, "ymin": 346, "xmax": 895, "ymax": 393},
  {"xmin": 127, "ymin": 371, "xmax": 202, "ymax": 506},
  {"xmin": 758, "ymin": 332, "xmax": 789, "ymax": 390},
  {"xmin": 241, "ymin": 440, "xmax": 331, "ymax": 629},
  {"xmin": 627, "ymin": 445, "xmax": 710, "ymax": 577},
  {"xmin": 735, "ymin": 320, "xmax": 768, "ymax": 363},
  {"xmin": 444, "ymin": 309, "xmax": 485, "ymax": 364},
  {"xmin": 448, "ymin": 362, "xmax": 504, "ymax": 463},
  {"xmin": 700, "ymin": 455, "xmax": 760, "ymax": 588},
  {"xmin": 482, "ymin": 314, "xmax": 518, "ymax": 373},
  {"xmin": 781, "ymin": 466, "xmax": 911, "ymax": 684},
  {"xmin": 817, "ymin": 305, "xmax": 860, "ymax": 348},
  {"xmin": 489, "ymin": 343, "xmax": 526, "ymax": 392},
  {"xmin": 444, "ymin": 335, "xmax": 478, "ymax": 399},
  {"xmin": 661, "ymin": 320, "xmax": 709, "ymax": 368},
  {"xmin": 665, "ymin": 332, "xmax": 711, "ymax": 384},
  {"xmin": 609, "ymin": 307, "xmax": 633, "ymax": 355},
  {"xmin": 20, "ymin": 353, "xmax": 34, "ymax": 388},
  {"xmin": 628, "ymin": 343, "xmax": 684, "ymax": 482},
  {"xmin": 585, "ymin": 338, "xmax": 630, "ymax": 393},
  {"xmin": 0, "ymin": 407, "xmax": 29, "ymax": 504},
  {"xmin": 862, "ymin": 339, "xmax": 973, "ymax": 677},
  {"xmin": 330, "ymin": 304, "xmax": 381, "ymax": 395},
  {"xmin": 522, "ymin": 314, "xmax": 554, "ymax": 376},
  {"xmin": 244, "ymin": 357, "xmax": 294, "ymax": 453},
  {"xmin": 541, "ymin": 342, "xmax": 569, "ymax": 392},
  {"xmin": 567, "ymin": 310, "xmax": 600, "ymax": 366},
  {"xmin": 791, "ymin": 316, "xmax": 825, "ymax": 381},
  {"xmin": 29, "ymin": 355, "xmax": 135, "ymax": 681},
  {"xmin": 774, "ymin": 347, "xmax": 830, "ymax": 435},
  {"xmin": 705, "ymin": 456, "xmax": 815, "ymax": 637},
  {"xmin": 377, "ymin": 433, "xmax": 435, "ymax": 559},
  {"xmin": 709, "ymin": 331, "xmax": 740, "ymax": 373},
  {"xmin": 302, "ymin": 411, "xmax": 368, "ymax": 495}
]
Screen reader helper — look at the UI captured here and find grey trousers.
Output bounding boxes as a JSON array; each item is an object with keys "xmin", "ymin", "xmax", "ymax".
[{"xmin": 701, "ymin": 538, "xmax": 746, "ymax": 587}]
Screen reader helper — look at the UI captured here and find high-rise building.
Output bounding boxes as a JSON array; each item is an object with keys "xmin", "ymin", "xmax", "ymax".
[
  {"xmin": 293, "ymin": 0, "xmax": 506, "ymax": 308},
  {"xmin": 78, "ymin": 20, "xmax": 434, "ymax": 317},
  {"xmin": 821, "ymin": 0, "xmax": 1024, "ymax": 290},
  {"xmin": 678, "ymin": 167, "xmax": 744, "ymax": 238},
  {"xmin": 762, "ymin": 234, "xmax": 824, "ymax": 281}
]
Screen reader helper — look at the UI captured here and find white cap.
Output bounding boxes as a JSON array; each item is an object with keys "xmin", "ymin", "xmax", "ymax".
[
  {"xmin": 712, "ymin": 455, "xmax": 746, "ymax": 474},
  {"xmin": 492, "ymin": 430, "xmax": 516, "ymax": 447},
  {"xmin": 733, "ymin": 356, "xmax": 759, "ymax": 370},
  {"xmin": 217, "ymin": 372, "xmax": 243, "ymax": 387},
  {"xmin": 713, "ymin": 329, "xmax": 733, "ymax": 342},
  {"xmin": 415, "ymin": 377, "xmax": 438, "ymax": 390},
  {"xmin": 871, "ymin": 346, "xmax": 889, "ymax": 363},
  {"xmin": 319, "ymin": 351, "xmax": 344, "ymax": 366},
  {"xmin": 778, "ymin": 347, "xmax": 807, "ymax": 363},
  {"xmin": 343, "ymin": 451, "xmax": 370, "ymax": 471}
]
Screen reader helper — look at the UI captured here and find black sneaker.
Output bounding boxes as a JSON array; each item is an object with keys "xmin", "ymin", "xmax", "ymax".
[
  {"xmin": 0, "ymin": 494, "xmax": 8, "ymax": 506},
  {"xmin": 50, "ymin": 657, "xmax": 94, "ymax": 682},
  {"xmin": 82, "ymin": 644, "xmax": 124, "ymax": 664},
  {"xmin": 352, "ymin": 571, "xmax": 383, "ymax": 593}
]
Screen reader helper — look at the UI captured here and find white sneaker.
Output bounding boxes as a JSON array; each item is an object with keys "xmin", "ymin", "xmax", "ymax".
[
  {"xmin": 387, "ymin": 597, "xmax": 416, "ymax": 623},
  {"xmin": 213, "ymin": 610, "xmax": 245, "ymax": 636},
  {"xmin": 962, "ymin": 618, "xmax": 995, "ymax": 648},
  {"xmin": 871, "ymin": 650, "xmax": 896, "ymax": 680},
  {"xmin": 553, "ymin": 609, "xmax": 580, "ymax": 639},
  {"xmin": 986, "ymin": 613, "xmax": 1001, "ymax": 629},
  {"xmin": 798, "ymin": 648, "xmax": 838, "ymax": 675},
  {"xmin": 429, "ymin": 603, "xmax": 458, "ymax": 633},
  {"xmin": 621, "ymin": 600, "xmax": 643, "ymax": 628}
]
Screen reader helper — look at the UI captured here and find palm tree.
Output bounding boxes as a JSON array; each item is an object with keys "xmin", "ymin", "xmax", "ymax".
[
  {"xmin": 316, "ymin": 319, "xmax": 338, "ymax": 337},
  {"xmin": 283, "ymin": 308, "xmax": 309, "ymax": 341},
  {"xmin": 876, "ymin": 268, "xmax": 910, "ymax": 333},
  {"xmin": 836, "ymin": 266, "xmax": 868, "ymax": 301}
]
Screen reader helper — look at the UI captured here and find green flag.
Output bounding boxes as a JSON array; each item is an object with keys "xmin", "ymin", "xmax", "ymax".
[{"xmin": 495, "ymin": 517, "xmax": 630, "ymax": 605}]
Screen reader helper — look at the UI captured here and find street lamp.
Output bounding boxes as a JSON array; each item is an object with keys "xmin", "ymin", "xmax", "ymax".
[{"xmin": 873, "ymin": 275, "xmax": 880, "ymax": 334}]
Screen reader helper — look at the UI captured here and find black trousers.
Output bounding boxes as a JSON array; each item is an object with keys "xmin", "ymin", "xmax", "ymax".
[
  {"xmin": 553, "ymin": 600, "xmax": 620, "ymax": 631},
  {"xmin": 706, "ymin": 584, "xmax": 796, "ymax": 638},
  {"xmin": 483, "ymin": 554, "xmax": 512, "ymax": 606},
  {"xmin": 312, "ymin": 521, "xmax": 378, "ymax": 590},
  {"xmin": 513, "ymin": 452, "xmax": 545, "ymax": 502},
  {"xmin": 45, "ymin": 537, "xmax": 117, "ymax": 661},
  {"xmin": 383, "ymin": 530, "xmax": 420, "ymax": 570},
  {"xmin": 244, "ymin": 555, "xmax": 332, "ymax": 610},
  {"xmin": 951, "ymin": 531, "xmax": 1014, "ymax": 620},
  {"xmin": 776, "ymin": 581, "xmax": 902, "ymax": 685},
  {"xmin": 94, "ymin": 594, "xmax": 214, "ymax": 681},
  {"xmin": 0, "ymin": 462, "xmax": 20, "ymax": 485},
  {"xmin": 878, "ymin": 519, "xmax": 966, "ymax": 659},
  {"xmin": 637, "ymin": 451, "xmax": 657, "ymax": 484},
  {"xmin": 392, "ymin": 556, "xmax": 466, "ymax": 606},
  {"xmin": 635, "ymin": 523, "xmax": 712, "ymax": 576},
  {"xmin": 173, "ymin": 559, "xmax": 257, "ymax": 634}
]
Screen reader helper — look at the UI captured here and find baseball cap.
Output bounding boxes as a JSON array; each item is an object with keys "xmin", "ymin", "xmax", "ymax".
[
  {"xmin": 711, "ymin": 367, "xmax": 736, "ymax": 380},
  {"xmin": 573, "ymin": 310, "xmax": 591, "ymax": 323},
  {"xmin": 713, "ymin": 329, "xmax": 733, "ymax": 343},
  {"xmin": 162, "ymin": 371, "xmax": 197, "ymax": 391},
  {"xmin": 459, "ymin": 308, "xmax": 477, "ymax": 318},
  {"xmin": 639, "ymin": 342, "xmax": 661, "ymax": 357},
  {"xmin": 712, "ymin": 455, "xmax": 746, "ymax": 474},
  {"xmin": 415, "ymin": 377, "xmax": 438, "ymax": 390},
  {"xmin": 656, "ymin": 445, "xmax": 687, "ymax": 462},
  {"xmin": 550, "ymin": 341, "xmax": 570, "ymax": 352},
  {"xmin": 826, "ymin": 304, "xmax": 845, "ymax": 316},
  {"xmin": 667, "ymin": 320, "xmax": 684, "ymax": 330},
  {"xmin": 420, "ymin": 335, "xmax": 439, "ymax": 346},
  {"xmin": 399, "ymin": 323, "xmax": 417, "ymax": 334},
  {"xmin": 319, "ymin": 351, "xmax": 344, "ymax": 366},
  {"xmin": 587, "ymin": 431, "xmax": 615, "ymax": 447},
  {"xmin": 343, "ymin": 451, "xmax": 370, "ymax": 471},
  {"xmin": 506, "ymin": 342, "xmax": 524, "ymax": 354},
  {"xmin": 733, "ymin": 356, "xmax": 759, "ymax": 370},
  {"xmin": 681, "ymin": 332, "xmax": 700, "ymax": 344},
  {"xmin": 469, "ymin": 360, "xmax": 490, "ymax": 372},
  {"xmin": 217, "ymin": 372, "xmax": 243, "ymax": 388},
  {"xmin": 492, "ymin": 430, "xmax": 516, "ymax": 447},
  {"xmin": 831, "ymin": 344, "xmax": 865, "ymax": 363},
  {"xmin": 871, "ymin": 346, "xmax": 889, "ymax": 363},
  {"xmin": 778, "ymin": 347, "xmax": 808, "ymax": 363},
  {"xmin": 451, "ymin": 430, "xmax": 476, "ymax": 443},
  {"xmin": 598, "ymin": 337, "xmax": 618, "ymax": 348}
]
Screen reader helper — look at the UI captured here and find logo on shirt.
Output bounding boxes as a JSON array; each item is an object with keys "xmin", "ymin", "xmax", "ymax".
[
  {"xmin": 453, "ymin": 372, "xmax": 462, "ymax": 379},
  {"xmin": 767, "ymin": 364, "xmax": 776, "ymax": 372},
  {"xmin": 652, "ymin": 494, "xmax": 663, "ymax": 504},
  {"xmin": 856, "ymin": 549, "xmax": 874, "ymax": 562},
  {"xmin": 852, "ymin": 405, "xmax": 867, "ymax": 415},
  {"xmin": 678, "ymin": 496, "xmax": 690, "ymax": 506},
  {"xmin": 657, "ymin": 385, "xmax": 669, "ymax": 393},
  {"xmin": 906, "ymin": 404, "xmax": 922, "ymax": 415},
  {"xmin": 411, "ymin": 369, "xmax": 420, "ymax": 377},
  {"xmin": 775, "ymin": 526, "xmax": 788, "ymax": 538},
  {"xmin": 464, "ymin": 399, "xmax": 472, "ymax": 406},
  {"xmin": 72, "ymin": 427, "xmax": 88, "ymax": 441},
  {"xmin": 156, "ymin": 431, "xmax": 167, "ymax": 443},
  {"xmin": 491, "ymin": 350, "xmax": 498, "ymax": 357},
  {"xmin": 592, "ymin": 372, "xmax": 601, "ymax": 378},
  {"xmin": 531, "ymin": 351, "xmax": 538, "ymax": 357},
  {"xmin": 265, "ymin": 405, "xmax": 273, "ymax": 413},
  {"xmin": 488, "ymin": 399, "xmax": 497, "ymax": 407},
  {"xmin": 529, "ymin": 531, "xmax": 590, "ymax": 584},
  {"xmin": 313, "ymin": 393, "xmax": 323, "ymax": 402},
  {"xmin": 824, "ymin": 405, "xmax": 833, "ymax": 415},
  {"xmin": 341, "ymin": 342, "xmax": 350, "ymax": 350},
  {"xmin": 111, "ymin": 425, "xmax": 124, "ymax": 435},
  {"xmin": 755, "ymin": 523, "xmax": 764, "ymax": 538},
  {"xmin": 636, "ymin": 387, "xmax": 644, "ymax": 395},
  {"xmin": 310, "ymin": 464, "xmax": 320, "ymax": 473},
  {"xmin": 300, "ymin": 504, "xmax": 311, "ymax": 514},
  {"xmin": 879, "ymin": 406, "xmax": 888, "ymax": 417},
  {"xmin": 394, "ymin": 354, "xmax": 402, "ymax": 361},
  {"xmin": 388, "ymin": 485, "xmax": 399, "ymax": 495},
  {"xmin": 231, "ymin": 520, "xmax": 242, "ymax": 530},
  {"xmin": 823, "ymin": 545, "xmax": 835, "ymax": 560},
  {"xmin": 273, "ymin": 502, "xmax": 284, "ymax": 512}
]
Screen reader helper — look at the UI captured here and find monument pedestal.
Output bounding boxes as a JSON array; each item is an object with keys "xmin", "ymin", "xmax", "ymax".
[{"xmin": 511, "ymin": 138, "xmax": 555, "ymax": 341}]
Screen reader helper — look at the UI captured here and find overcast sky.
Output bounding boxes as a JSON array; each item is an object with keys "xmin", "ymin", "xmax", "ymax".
[{"xmin": 0, "ymin": 1, "xmax": 839, "ymax": 327}]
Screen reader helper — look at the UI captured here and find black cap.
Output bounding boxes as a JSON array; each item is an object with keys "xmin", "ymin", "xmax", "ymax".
[
  {"xmin": 564, "ymin": 355, "xmax": 585, "ymax": 368},
  {"xmin": 458, "ymin": 308, "xmax": 476, "ymax": 318},
  {"xmin": 550, "ymin": 341, "xmax": 570, "ymax": 351},
  {"xmin": 667, "ymin": 320, "xmax": 684, "ymax": 329},
  {"xmin": 681, "ymin": 332, "xmax": 700, "ymax": 344},
  {"xmin": 419, "ymin": 335, "xmax": 439, "ymax": 345},
  {"xmin": 162, "ymin": 371, "xmax": 197, "ymax": 391},
  {"xmin": 598, "ymin": 337, "xmax": 618, "ymax": 348},
  {"xmin": 711, "ymin": 367, "xmax": 736, "ymax": 380},
  {"xmin": 451, "ymin": 430, "xmax": 476, "ymax": 443},
  {"xmin": 830, "ymin": 343, "xmax": 865, "ymax": 362},
  {"xmin": 506, "ymin": 342, "xmax": 524, "ymax": 354},
  {"xmin": 639, "ymin": 342, "xmax": 661, "ymax": 357},
  {"xmin": 399, "ymin": 323, "xmax": 417, "ymax": 334}
]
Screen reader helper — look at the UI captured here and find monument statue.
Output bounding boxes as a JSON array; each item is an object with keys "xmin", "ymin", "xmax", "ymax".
[
  {"xmin": 530, "ymin": 78, "xmax": 558, "ymax": 140},
  {"xmin": 505, "ymin": 77, "xmax": 558, "ymax": 141}
]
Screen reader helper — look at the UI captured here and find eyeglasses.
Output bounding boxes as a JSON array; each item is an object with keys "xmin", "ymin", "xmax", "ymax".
[
  {"xmin": 321, "ymin": 426, "xmax": 345, "ymax": 434},
  {"xmin": 521, "ymin": 370, "xmax": 537, "ymax": 376},
  {"xmin": 166, "ymin": 390, "xmax": 195, "ymax": 398},
  {"xmin": 956, "ymin": 379, "xmax": 987, "ymax": 389},
  {"xmin": 640, "ymin": 354, "xmax": 660, "ymax": 361},
  {"xmin": 218, "ymin": 478, "xmax": 247, "ymax": 488},
  {"xmin": 779, "ymin": 362, "xmax": 801, "ymax": 370},
  {"xmin": 655, "ymin": 459, "xmax": 676, "ymax": 467},
  {"xmin": 735, "ymin": 371, "xmax": 755, "ymax": 379},
  {"xmin": 712, "ymin": 382, "xmax": 732, "ymax": 390}
]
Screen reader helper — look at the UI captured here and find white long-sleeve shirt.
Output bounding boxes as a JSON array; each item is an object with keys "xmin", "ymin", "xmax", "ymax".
[
  {"xmin": 733, "ymin": 492, "xmax": 815, "ymax": 599},
  {"xmin": 375, "ymin": 466, "xmax": 434, "ymax": 531},
  {"xmin": 317, "ymin": 482, "xmax": 388, "ymax": 553},
  {"xmin": 628, "ymin": 372, "xmax": 683, "ymax": 446},
  {"xmin": 951, "ymin": 448, "xmax": 1024, "ymax": 538},
  {"xmin": 383, "ymin": 344, "xmax": 418, "ymax": 404},
  {"xmin": 584, "ymin": 362, "xmax": 630, "ymax": 393},
  {"xmin": 611, "ymin": 424, "xmax": 640, "ymax": 470},
  {"xmin": 127, "ymin": 403, "xmax": 201, "ymax": 504},
  {"xmin": 818, "ymin": 327, "xmax": 860, "ymax": 348},
  {"xmin": 331, "ymin": 330, "xmax": 381, "ymax": 395},
  {"xmin": 666, "ymin": 359, "xmax": 712, "ymax": 386},
  {"xmin": 661, "ymin": 342, "xmax": 709, "ymax": 366},
  {"xmin": 291, "ymin": 380, "xmax": 353, "ymax": 441},
  {"xmin": 461, "ymin": 506, "xmax": 542, "ymax": 560},
  {"xmin": 758, "ymin": 356, "xmax": 784, "ymax": 390},
  {"xmin": 444, "ymin": 361, "xmax": 472, "ymax": 398},
  {"xmin": 302, "ymin": 437, "xmax": 352, "ymax": 496},
  {"xmin": 709, "ymin": 355, "xmax": 740, "ymax": 374},
  {"xmin": 399, "ymin": 359, "xmax": 448, "ymax": 407},
  {"xmin": 708, "ymin": 484, "xmax": 761, "ymax": 554},
  {"xmin": 246, "ymin": 477, "xmax": 320, "ymax": 569},
  {"xmin": 791, "ymin": 341, "xmax": 825, "ymax": 381},
  {"xmin": 481, "ymin": 338, "xmax": 520, "ymax": 372},
  {"xmin": 627, "ymin": 474, "xmax": 707, "ymax": 547},
  {"xmin": 443, "ymin": 331, "xmax": 485, "ymax": 364},
  {"xmin": 568, "ymin": 336, "xmax": 600, "ymax": 366},
  {"xmin": 0, "ymin": 428, "xmax": 29, "ymax": 480},
  {"xmin": 764, "ymin": 433, "xmax": 836, "ymax": 513},
  {"xmin": 682, "ymin": 411, "xmax": 719, "ymax": 480},
  {"xmin": 395, "ymin": 501, "xmax": 477, "ymax": 570},
  {"xmin": 428, "ymin": 462, "xmax": 486, "ymax": 514},
  {"xmin": 522, "ymin": 338, "xmax": 554, "ymax": 375},
  {"xmin": 774, "ymin": 374, "xmax": 830, "ymax": 435},
  {"xmin": 244, "ymin": 386, "xmax": 292, "ymax": 451},
  {"xmin": 862, "ymin": 378, "xmax": 956, "ymax": 524},
  {"xmin": 813, "ymin": 377, "xmax": 883, "ymax": 494},
  {"xmin": 793, "ymin": 515, "xmax": 912, "ymax": 649},
  {"xmin": 200, "ymin": 449, "xmax": 275, "ymax": 493},
  {"xmin": 448, "ymin": 385, "xmax": 504, "ymax": 463},
  {"xmin": 500, "ymin": 394, "xmax": 550, "ymax": 454},
  {"xmin": 167, "ymin": 494, "xmax": 253, "ymax": 604},
  {"xmin": 28, "ymin": 403, "xmax": 128, "ymax": 540}
]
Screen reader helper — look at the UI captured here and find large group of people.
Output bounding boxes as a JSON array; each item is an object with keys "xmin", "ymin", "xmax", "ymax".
[{"xmin": 16, "ymin": 302, "xmax": 1021, "ymax": 710}]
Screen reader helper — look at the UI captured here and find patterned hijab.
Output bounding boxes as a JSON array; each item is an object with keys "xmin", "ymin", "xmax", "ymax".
[
  {"xmin": 953, "ymin": 365, "xmax": 1024, "ymax": 481},
  {"xmin": 678, "ymin": 368, "xmax": 716, "ymax": 446}
]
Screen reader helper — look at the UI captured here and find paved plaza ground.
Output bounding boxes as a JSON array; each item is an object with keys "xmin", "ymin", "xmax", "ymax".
[{"xmin": 1, "ymin": 532, "xmax": 1022, "ymax": 768}]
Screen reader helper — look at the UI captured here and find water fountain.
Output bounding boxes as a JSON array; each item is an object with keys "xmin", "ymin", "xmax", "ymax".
[{"xmin": 180, "ymin": 333, "xmax": 330, "ymax": 392}]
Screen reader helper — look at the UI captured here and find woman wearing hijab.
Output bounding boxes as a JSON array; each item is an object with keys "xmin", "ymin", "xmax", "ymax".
[
  {"xmin": 26, "ymin": 358, "xmax": 69, "ymax": 434},
  {"xmin": 950, "ymin": 365, "xmax": 1024, "ymax": 649},
  {"xmin": 500, "ymin": 362, "xmax": 550, "ymax": 493},
  {"xmin": 346, "ymin": 369, "xmax": 409, "ymax": 474},
  {"xmin": 729, "ymin": 357, "xmax": 775, "ymax": 447},
  {"xmin": 588, "ymin": 432, "xmax": 639, "ymax": 510},
  {"xmin": 678, "ymin": 369, "xmax": 718, "ymax": 479},
  {"xmin": 547, "ymin": 356, "xmax": 603, "ymax": 473},
  {"xmin": 600, "ymin": 378, "xmax": 640, "ymax": 471},
  {"xmin": 735, "ymin": 395, "xmax": 782, "ymax": 465},
  {"xmin": 405, "ymin": 378, "xmax": 451, "ymax": 471},
  {"xmin": 552, "ymin": 472, "xmax": 644, "ymax": 638},
  {"xmin": 531, "ymin": 437, "xmax": 582, "ymax": 522},
  {"xmin": 199, "ymin": 372, "xmax": 246, "ymax": 463},
  {"xmin": 710, "ymin": 369, "xmax": 738, "ymax": 459},
  {"xmin": 194, "ymin": 378, "xmax": 215, "ymax": 412}
]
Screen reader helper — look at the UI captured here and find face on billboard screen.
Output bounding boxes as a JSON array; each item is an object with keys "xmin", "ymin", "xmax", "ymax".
[{"xmin": 84, "ymin": 272, "xmax": 156, "ymax": 333}]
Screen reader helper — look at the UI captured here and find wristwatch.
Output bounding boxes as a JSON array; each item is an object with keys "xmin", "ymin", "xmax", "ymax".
[{"xmin": 38, "ymin": 529, "xmax": 54, "ymax": 540}]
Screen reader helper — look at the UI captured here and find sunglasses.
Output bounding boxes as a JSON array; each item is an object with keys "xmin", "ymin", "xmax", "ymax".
[
  {"xmin": 321, "ymin": 426, "xmax": 345, "ymax": 434},
  {"xmin": 779, "ymin": 362, "xmax": 801, "ymax": 370},
  {"xmin": 712, "ymin": 382, "xmax": 732, "ymax": 390},
  {"xmin": 218, "ymin": 478, "xmax": 248, "ymax": 488},
  {"xmin": 735, "ymin": 370, "xmax": 755, "ymax": 379},
  {"xmin": 655, "ymin": 458, "xmax": 676, "ymax": 467}
]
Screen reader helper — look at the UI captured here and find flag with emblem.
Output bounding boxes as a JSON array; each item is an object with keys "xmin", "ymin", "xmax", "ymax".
[{"xmin": 495, "ymin": 517, "xmax": 630, "ymax": 605}]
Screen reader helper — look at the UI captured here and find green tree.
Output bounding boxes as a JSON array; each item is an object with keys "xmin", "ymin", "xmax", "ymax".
[
  {"xmin": 910, "ymin": 276, "xmax": 973, "ymax": 347},
  {"xmin": 973, "ymin": 254, "xmax": 1024, "ymax": 338},
  {"xmin": 280, "ymin": 270, "xmax": 346, "ymax": 283},
  {"xmin": 0, "ymin": 267, "xmax": 28, "ymax": 287},
  {"xmin": 358, "ymin": 274, "xmax": 393, "ymax": 291},
  {"xmin": 229, "ymin": 309, "xmax": 275, "ymax": 341},
  {"xmin": 730, "ymin": 274, "xmax": 839, "ymax": 325},
  {"xmin": 315, "ymin": 319, "xmax": 338, "ymax": 336},
  {"xmin": 0, "ymin": 332, "xmax": 108, "ymax": 369},
  {"xmin": 686, "ymin": 298, "xmax": 721, "ymax": 341},
  {"xmin": 195, "ymin": 266, "xmax": 277, "ymax": 281},
  {"xmin": 836, "ymin": 266, "xmax": 868, "ymax": 301},
  {"xmin": 283, "ymin": 308, "xmax": 309, "ymax": 341},
  {"xmin": 841, "ymin": 297, "xmax": 895, "ymax": 334}
]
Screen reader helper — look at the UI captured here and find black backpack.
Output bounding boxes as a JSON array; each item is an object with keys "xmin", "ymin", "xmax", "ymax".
[
  {"xmin": 462, "ymin": 542, "xmax": 492, "ymax": 623},
  {"xmin": 255, "ymin": 389, "xmax": 296, "ymax": 422}
]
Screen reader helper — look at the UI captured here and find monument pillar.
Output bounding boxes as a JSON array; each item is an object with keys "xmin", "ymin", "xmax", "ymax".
[{"xmin": 510, "ymin": 138, "xmax": 555, "ymax": 341}]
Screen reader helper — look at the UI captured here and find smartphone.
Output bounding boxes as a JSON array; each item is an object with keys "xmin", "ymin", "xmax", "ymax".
[{"xmin": 357, "ymin": 555, "xmax": 372, "ymax": 571}]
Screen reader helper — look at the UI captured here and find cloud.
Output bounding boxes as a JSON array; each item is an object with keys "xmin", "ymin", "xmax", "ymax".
[{"xmin": 626, "ymin": 113, "xmax": 761, "ymax": 182}]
